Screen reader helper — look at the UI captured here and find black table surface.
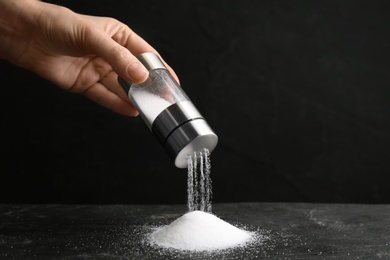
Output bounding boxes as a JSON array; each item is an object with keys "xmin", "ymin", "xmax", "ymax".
[{"xmin": 0, "ymin": 203, "xmax": 389, "ymax": 259}]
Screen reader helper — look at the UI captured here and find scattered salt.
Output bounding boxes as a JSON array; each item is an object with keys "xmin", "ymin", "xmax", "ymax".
[{"xmin": 149, "ymin": 210, "xmax": 253, "ymax": 251}]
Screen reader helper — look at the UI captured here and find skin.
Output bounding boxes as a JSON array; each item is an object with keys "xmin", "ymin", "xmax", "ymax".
[{"xmin": 0, "ymin": 0, "xmax": 178, "ymax": 116}]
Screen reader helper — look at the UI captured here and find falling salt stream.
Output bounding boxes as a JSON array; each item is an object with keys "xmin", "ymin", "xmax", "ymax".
[
  {"xmin": 187, "ymin": 148, "xmax": 212, "ymax": 213},
  {"xmin": 149, "ymin": 148, "xmax": 255, "ymax": 252}
]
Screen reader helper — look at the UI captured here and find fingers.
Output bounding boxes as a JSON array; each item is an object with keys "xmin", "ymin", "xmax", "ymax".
[
  {"xmin": 164, "ymin": 63, "xmax": 180, "ymax": 85},
  {"xmin": 122, "ymin": 32, "xmax": 180, "ymax": 84},
  {"xmin": 77, "ymin": 15, "xmax": 183, "ymax": 116},
  {"xmin": 70, "ymin": 56, "xmax": 139, "ymax": 116},
  {"xmin": 84, "ymin": 27, "xmax": 149, "ymax": 84},
  {"xmin": 83, "ymin": 17, "xmax": 180, "ymax": 84},
  {"xmin": 84, "ymin": 71, "xmax": 139, "ymax": 116}
]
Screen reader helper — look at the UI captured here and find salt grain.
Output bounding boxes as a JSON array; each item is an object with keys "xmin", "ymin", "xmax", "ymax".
[{"xmin": 149, "ymin": 211, "xmax": 253, "ymax": 251}]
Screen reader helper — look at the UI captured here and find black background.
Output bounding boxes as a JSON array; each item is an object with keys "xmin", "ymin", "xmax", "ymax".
[{"xmin": 1, "ymin": 0, "xmax": 390, "ymax": 204}]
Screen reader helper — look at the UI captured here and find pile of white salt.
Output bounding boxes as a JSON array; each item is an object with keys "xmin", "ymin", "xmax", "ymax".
[
  {"xmin": 149, "ymin": 210, "xmax": 253, "ymax": 251},
  {"xmin": 148, "ymin": 150, "xmax": 254, "ymax": 252}
]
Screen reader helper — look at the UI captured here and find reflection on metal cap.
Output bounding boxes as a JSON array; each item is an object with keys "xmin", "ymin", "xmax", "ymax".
[{"xmin": 136, "ymin": 52, "xmax": 166, "ymax": 71}]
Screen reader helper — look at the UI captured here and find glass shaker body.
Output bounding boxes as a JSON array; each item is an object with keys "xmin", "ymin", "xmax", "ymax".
[{"xmin": 129, "ymin": 69, "xmax": 189, "ymax": 129}]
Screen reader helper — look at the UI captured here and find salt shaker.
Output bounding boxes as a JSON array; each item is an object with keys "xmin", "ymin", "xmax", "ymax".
[{"xmin": 118, "ymin": 52, "xmax": 218, "ymax": 168}]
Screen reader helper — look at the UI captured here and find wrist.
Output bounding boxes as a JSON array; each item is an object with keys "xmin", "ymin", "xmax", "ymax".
[{"xmin": 0, "ymin": 0, "xmax": 40, "ymax": 63}]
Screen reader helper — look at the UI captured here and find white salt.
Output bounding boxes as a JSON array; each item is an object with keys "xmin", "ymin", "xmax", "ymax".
[
  {"xmin": 130, "ymin": 90, "xmax": 172, "ymax": 127},
  {"xmin": 149, "ymin": 211, "xmax": 253, "ymax": 251},
  {"xmin": 149, "ymin": 149, "xmax": 253, "ymax": 252},
  {"xmin": 187, "ymin": 149, "xmax": 212, "ymax": 213}
]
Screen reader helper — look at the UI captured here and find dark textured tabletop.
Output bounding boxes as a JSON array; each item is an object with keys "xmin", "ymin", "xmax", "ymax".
[{"xmin": 0, "ymin": 203, "xmax": 389, "ymax": 259}]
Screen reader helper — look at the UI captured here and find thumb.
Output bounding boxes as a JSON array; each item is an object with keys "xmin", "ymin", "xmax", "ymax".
[{"xmin": 86, "ymin": 30, "xmax": 149, "ymax": 84}]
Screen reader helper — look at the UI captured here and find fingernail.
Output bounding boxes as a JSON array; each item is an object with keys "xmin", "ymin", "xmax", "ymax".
[{"xmin": 127, "ymin": 62, "xmax": 149, "ymax": 83}]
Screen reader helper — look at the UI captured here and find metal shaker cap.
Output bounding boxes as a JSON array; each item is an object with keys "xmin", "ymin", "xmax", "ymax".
[{"xmin": 136, "ymin": 52, "xmax": 166, "ymax": 71}]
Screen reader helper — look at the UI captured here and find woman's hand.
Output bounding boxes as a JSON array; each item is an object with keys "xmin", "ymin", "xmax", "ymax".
[{"xmin": 0, "ymin": 0, "xmax": 177, "ymax": 116}]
